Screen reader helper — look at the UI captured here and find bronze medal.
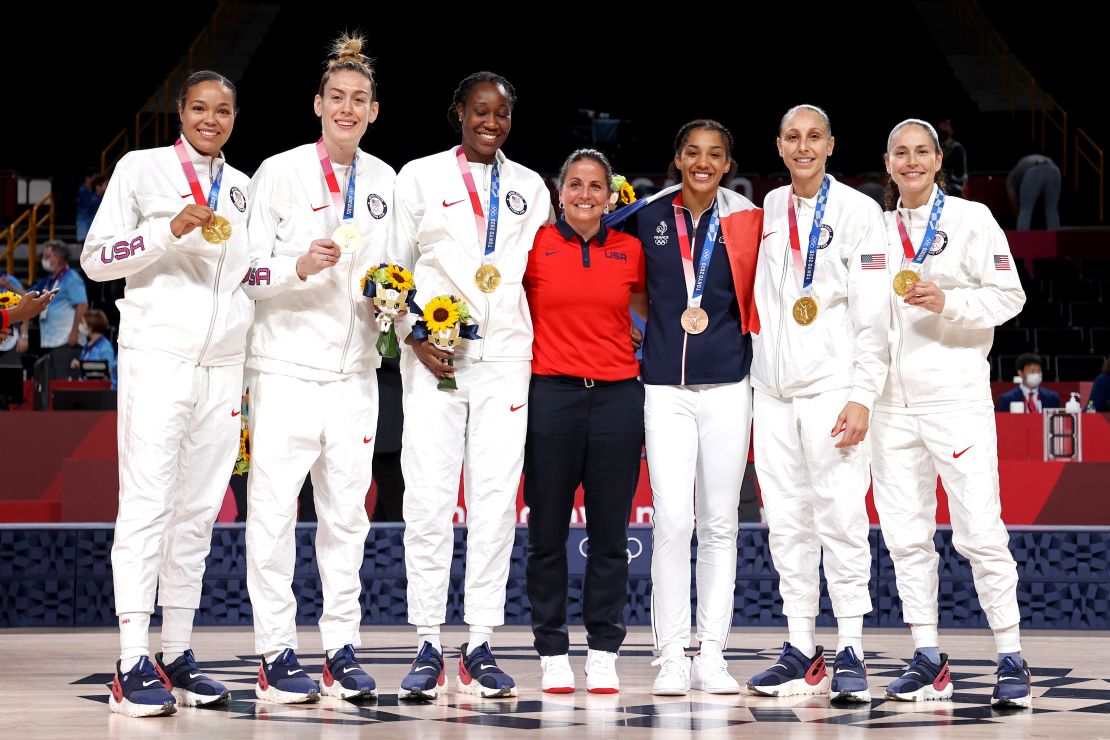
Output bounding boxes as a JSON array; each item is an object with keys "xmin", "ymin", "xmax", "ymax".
[
  {"xmin": 893, "ymin": 269, "xmax": 920, "ymax": 297},
  {"xmin": 201, "ymin": 215, "xmax": 232, "ymax": 244},
  {"xmin": 792, "ymin": 296, "xmax": 818, "ymax": 325},
  {"xmin": 680, "ymin": 306, "xmax": 709, "ymax": 334},
  {"xmin": 475, "ymin": 264, "xmax": 501, "ymax": 293}
]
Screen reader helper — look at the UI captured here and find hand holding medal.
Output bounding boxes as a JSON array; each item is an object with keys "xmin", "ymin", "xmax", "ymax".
[
  {"xmin": 901, "ymin": 279, "xmax": 946, "ymax": 313},
  {"xmin": 296, "ymin": 239, "xmax": 342, "ymax": 279},
  {"xmin": 174, "ymin": 137, "xmax": 229, "ymax": 244}
]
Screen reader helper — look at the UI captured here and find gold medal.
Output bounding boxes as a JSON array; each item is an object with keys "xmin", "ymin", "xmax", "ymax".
[
  {"xmin": 893, "ymin": 269, "xmax": 920, "ymax": 297},
  {"xmin": 792, "ymin": 296, "xmax": 818, "ymax": 325},
  {"xmin": 475, "ymin": 264, "xmax": 501, "ymax": 293},
  {"xmin": 680, "ymin": 306, "xmax": 709, "ymax": 334},
  {"xmin": 331, "ymin": 225, "xmax": 361, "ymax": 254},
  {"xmin": 201, "ymin": 215, "xmax": 232, "ymax": 244}
]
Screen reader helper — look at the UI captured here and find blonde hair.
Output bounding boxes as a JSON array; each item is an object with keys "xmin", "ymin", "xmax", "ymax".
[{"xmin": 319, "ymin": 32, "xmax": 376, "ymax": 98}]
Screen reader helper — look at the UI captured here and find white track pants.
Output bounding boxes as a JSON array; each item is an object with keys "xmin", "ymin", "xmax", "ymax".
[
  {"xmin": 401, "ymin": 353, "xmax": 530, "ymax": 628},
  {"xmin": 245, "ymin": 369, "xmax": 377, "ymax": 654},
  {"xmin": 646, "ymin": 379, "xmax": 752, "ymax": 650},
  {"xmin": 871, "ymin": 405, "xmax": 1020, "ymax": 630},
  {"xmin": 754, "ymin": 389, "xmax": 873, "ymax": 618},
  {"xmin": 112, "ymin": 347, "xmax": 242, "ymax": 614}
]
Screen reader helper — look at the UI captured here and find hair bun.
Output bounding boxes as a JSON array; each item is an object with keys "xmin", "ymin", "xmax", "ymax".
[{"xmin": 331, "ymin": 32, "xmax": 366, "ymax": 63}]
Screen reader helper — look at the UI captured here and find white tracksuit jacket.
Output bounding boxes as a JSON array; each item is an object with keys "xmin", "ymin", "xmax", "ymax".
[
  {"xmin": 243, "ymin": 142, "xmax": 395, "ymax": 654},
  {"xmin": 750, "ymin": 176, "xmax": 890, "ymax": 619},
  {"xmin": 872, "ymin": 184, "xmax": 1025, "ymax": 632},
  {"xmin": 388, "ymin": 148, "xmax": 552, "ymax": 629},
  {"xmin": 82, "ymin": 136, "xmax": 252, "ymax": 618}
]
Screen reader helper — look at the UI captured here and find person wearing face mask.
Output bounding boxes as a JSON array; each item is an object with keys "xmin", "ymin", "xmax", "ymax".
[
  {"xmin": 604, "ymin": 119, "xmax": 762, "ymax": 697},
  {"xmin": 30, "ymin": 240, "xmax": 88, "ymax": 408},
  {"xmin": 242, "ymin": 33, "xmax": 394, "ymax": 704},
  {"xmin": 388, "ymin": 71, "xmax": 552, "ymax": 700},
  {"xmin": 70, "ymin": 308, "xmax": 117, "ymax": 389},
  {"xmin": 997, "ymin": 353, "xmax": 1060, "ymax": 412},
  {"xmin": 872, "ymin": 119, "xmax": 1029, "ymax": 709},
  {"xmin": 80, "ymin": 70, "xmax": 252, "ymax": 717},
  {"xmin": 745, "ymin": 105, "xmax": 890, "ymax": 704},
  {"xmin": 522, "ymin": 149, "xmax": 645, "ymax": 695}
]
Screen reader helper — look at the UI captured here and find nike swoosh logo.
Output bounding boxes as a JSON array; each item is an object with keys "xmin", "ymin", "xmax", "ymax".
[
  {"xmin": 181, "ymin": 193, "xmax": 193, "ymax": 199},
  {"xmin": 413, "ymin": 666, "xmax": 433, "ymax": 672},
  {"xmin": 231, "ymin": 409, "xmax": 241, "ymax": 417},
  {"xmin": 142, "ymin": 680, "xmax": 161, "ymax": 687},
  {"xmin": 288, "ymin": 669, "xmax": 304, "ymax": 675},
  {"xmin": 342, "ymin": 666, "xmax": 357, "ymax": 674},
  {"xmin": 545, "ymin": 250, "xmax": 558, "ymax": 256},
  {"xmin": 363, "ymin": 436, "xmax": 373, "ymax": 444},
  {"xmin": 443, "ymin": 199, "xmax": 465, "ymax": 208},
  {"xmin": 953, "ymin": 445, "xmax": 974, "ymax": 458},
  {"xmin": 510, "ymin": 403, "xmax": 526, "ymax": 412},
  {"xmin": 479, "ymin": 664, "xmax": 497, "ymax": 670},
  {"xmin": 905, "ymin": 671, "xmax": 920, "ymax": 678},
  {"xmin": 999, "ymin": 677, "xmax": 1021, "ymax": 681},
  {"xmin": 188, "ymin": 672, "xmax": 202, "ymax": 679},
  {"xmin": 762, "ymin": 231, "xmax": 777, "ymax": 240},
  {"xmin": 838, "ymin": 670, "xmax": 858, "ymax": 675},
  {"xmin": 311, "ymin": 204, "xmax": 330, "ymax": 212}
]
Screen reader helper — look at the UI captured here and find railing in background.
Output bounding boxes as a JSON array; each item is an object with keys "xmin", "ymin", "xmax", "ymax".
[
  {"xmin": 946, "ymin": 0, "xmax": 1104, "ymax": 222},
  {"xmin": 0, "ymin": 192, "xmax": 55, "ymax": 283}
]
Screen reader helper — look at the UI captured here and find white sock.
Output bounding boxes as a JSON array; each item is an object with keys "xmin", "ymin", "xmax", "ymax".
[
  {"xmin": 159, "ymin": 606, "xmax": 194, "ymax": 664},
  {"xmin": 993, "ymin": 623, "xmax": 1022, "ymax": 655},
  {"xmin": 468, "ymin": 627, "xmax": 493, "ymax": 656},
  {"xmin": 787, "ymin": 616, "xmax": 816, "ymax": 657},
  {"xmin": 699, "ymin": 640, "xmax": 723, "ymax": 659},
  {"xmin": 836, "ymin": 615, "xmax": 864, "ymax": 656},
  {"xmin": 119, "ymin": 611, "xmax": 151, "ymax": 670},
  {"xmin": 660, "ymin": 642, "xmax": 686, "ymax": 659},
  {"xmin": 326, "ymin": 648, "xmax": 340, "ymax": 659},
  {"xmin": 417, "ymin": 626, "xmax": 441, "ymax": 654},
  {"xmin": 910, "ymin": 623, "xmax": 940, "ymax": 649}
]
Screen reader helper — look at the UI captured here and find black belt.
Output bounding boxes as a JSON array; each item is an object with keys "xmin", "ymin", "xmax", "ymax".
[{"xmin": 533, "ymin": 374, "xmax": 638, "ymax": 389}]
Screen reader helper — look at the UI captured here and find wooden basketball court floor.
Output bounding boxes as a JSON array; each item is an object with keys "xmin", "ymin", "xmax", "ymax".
[{"xmin": 2, "ymin": 626, "xmax": 1108, "ymax": 738}]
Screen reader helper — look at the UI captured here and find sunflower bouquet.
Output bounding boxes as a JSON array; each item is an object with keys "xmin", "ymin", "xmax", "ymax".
[
  {"xmin": 609, "ymin": 174, "xmax": 637, "ymax": 211},
  {"xmin": 0, "ymin": 291, "xmax": 20, "ymax": 311},
  {"xmin": 362, "ymin": 263, "xmax": 419, "ymax": 358},
  {"xmin": 411, "ymin": 294, "xmax": 480, "ymax": 390}
]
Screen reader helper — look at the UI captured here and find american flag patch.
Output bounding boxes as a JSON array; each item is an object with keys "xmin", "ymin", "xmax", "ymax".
[
  {"xmin": 861, "ymin": 254, "xmax": 886, "ymax": 269},
  {"xmin": 994, "ymin": 255, "xmax": 1011, "ymax": 270}
]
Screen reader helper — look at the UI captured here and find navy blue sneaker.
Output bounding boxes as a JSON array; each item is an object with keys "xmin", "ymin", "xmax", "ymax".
[
  {"xmin": 399, "ymin": 641, "xmax": 446, "ymax": 699},
  {"xmin": 109, "ymin": 656, "xmax": 176, "ymax": 717},
  {"xmin": 155, "ymin": 650, "xmax": 229, "ymax": 707},
  {"xmin": 829, "ymin": 646, "xmax": 870, "ymax": 703},
  {"xmin": 321, "ymin": 645, "xmax": 376, "ymax": 700},
  {"xmin": 991, "ymin": 655, "xmax": 1032, "ymax": 708},
  {"xmin": 886, "ymin": 650, "xmax": 953, "ymax": 701},
  {"xmin": 256, "ymin": 648, "xmax": 320, "ymax": 704},
  {"xmin": 457, "ymin": 642, "xmax": 517, "ymax": 698},
  {"xmin": 746, "ymin": 642, "xmax": 829, "ymax": 697}
]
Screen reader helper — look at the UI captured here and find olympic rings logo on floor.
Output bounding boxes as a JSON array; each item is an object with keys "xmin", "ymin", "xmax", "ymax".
[{"xmin": 578, "ymin": 536, "xmax": 644, "ymax": 563}]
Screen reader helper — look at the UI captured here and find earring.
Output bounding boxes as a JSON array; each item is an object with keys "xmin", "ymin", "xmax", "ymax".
[
  {"xmin": 603, "ymin": 207, "xmax": 610, "ymax": 214},
  {"xmin": 558, "ymin": 201, "xmax": 564, "ymax": 210}
]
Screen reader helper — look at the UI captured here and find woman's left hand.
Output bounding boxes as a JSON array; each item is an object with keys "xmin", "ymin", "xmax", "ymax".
[{"xmin": 831, "ymin": 401, "xmax": 870, "ymax": 448}]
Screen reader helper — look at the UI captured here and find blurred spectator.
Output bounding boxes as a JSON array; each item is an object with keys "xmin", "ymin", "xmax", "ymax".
[
  {"xmin": 855, "ymin": 171, "xmax": 886, "ymax": 207},
  {"xmin": 937, "ymin": 119, "xmax": 968, "ymax": 198},
  {"xmin": 30, "ymin": 240, "xmax": 87, "ymax": 408},
  {"xmin": 76, "ymin": 170, "xmax": 106, "ymax": 243},
  {"xmin": 997, "ymin": 353, "xmax": 1060, "ymax": 412},
  {"xmin": 0, "ymin": 270, "xmax": 24, "ymax": 296},
  {"xmin": 1007, "ymin": 154, "xmax": 1061, "ymax": 230},
  {"xmin": 1089, "ymin": 356, "xmax": 1110, "ymax": 412},
  {"xmin": 71, "ymin": 308, "xmax": 117, "ymax": 389}
]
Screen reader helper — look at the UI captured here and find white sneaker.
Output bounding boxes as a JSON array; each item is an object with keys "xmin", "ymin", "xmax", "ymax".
[
  {"xmin": 540, "ymin": 654, "xmax": 575, "ymax": 694},
  {"xmin": 651, "ymin": 655, "xmax": 691, "ymax": 696},
  {"xmin": 691, "ymin": 653, "xmax": 740, "ymax": 694},
  {"xmin": 584, "ymin": 650, "xmax": 619, "ymax": 694}
]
